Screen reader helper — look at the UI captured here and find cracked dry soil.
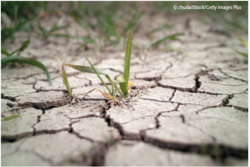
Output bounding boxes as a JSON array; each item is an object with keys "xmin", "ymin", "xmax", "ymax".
[{"xmin": 1, "ymin": 8, "xmax": 248, "ymax": 167}]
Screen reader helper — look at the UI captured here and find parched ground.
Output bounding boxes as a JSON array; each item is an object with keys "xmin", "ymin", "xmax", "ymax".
[{"xmin": 1, "ymin": 7, "xmax": 248, "ymax": 166}]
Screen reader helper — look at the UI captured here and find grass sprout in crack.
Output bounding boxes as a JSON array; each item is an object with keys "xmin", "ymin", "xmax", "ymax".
[{"xmin": 57, "ymin": 30, "xmax": 134, "ymax": 103}]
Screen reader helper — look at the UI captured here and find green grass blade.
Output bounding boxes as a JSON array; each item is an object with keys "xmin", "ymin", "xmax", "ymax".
[
  {"xmin": 151, "ymin": 33, "xmax": 184, "ymax": 48},
  {"xmin": 1, "ymin": 27, "xmax": 14, "ymax": 42},
  {"xmin": 105, "ymin": 75, "xmax": 124, "ymax": 97},
  {"xmin": 78, "ymin": 37, "xmax": 97, "ymax": 46},
  {"xmin": 100, "ymin": 14, "xmax": 120, "ymax": 39},
  {"xmin": 78, "ymin": 41, "xmax": 112, "ymax": 95},
  {"xmin": 15, "ymin": 17, "xmax": 34, "ymax": 31},
  {"xmin": 117, "ymin": 75, "xmax": 128, "ymax": 97},
  {"xmin": 38, "ymin": 22, "xmax": 47, "ymax": 38},
  {"xmin": 152, "ymin": 24, "xmax": 173, "ymax": 33},
  {"xmin": 1, "ymin": 56, "xmax": 52, "ymax": 85},
  {"xmin": 132, "ymin": 43, "xmax": 140, "ymax": 49},
  {"xmin": 51, "ymin": 34, "xmax": 73, "ymax": 38},
  {"xmin": 69, "ymin": 12, "xmax": 88, "ymax": 30},
  {"xmin": 57, "ymin": 57, "xmax": 123, "ymax": 97},
  {"xmin": 51, "ymin": 34, "xmax": 97, "ymax": 46},
  {"xmin": 10, "ymin": 48, "xmax": 20, "ymax": 56},
  {"xmin": 1, "ymin": 48, "xmax": 10, "ymax": 56},
  {"xmin": 124, "ymin": 30, "xmax": 132, "ymax": 85},
  {"xmin": 50, "ymin": 22, "xmax": 58, "ymax": 33},
  {"xmin": 56, "ymin": 57, "xmax": 107, "ymax": 75},
  {"xmin": 49, "ymin": 24, "xmax": 69, "ymax": 34},
  {"xmin": 111, "ymin": 82, "xmax": 114, "ymax": 96},
  {"xmin": 1, "ymin": 17, "xmax": 34, "ymax": 42},
  {"xmin": 63, "ymin": 63, "xmax": 107, "ymax": 75},
  {"xmin": 2, "ymin": 115, "xmax": 19, "ymax": 121},
  {"xmin": 234, "ymin": 50, "xmax": 248, "ymax": 58},
  {"xmin": 18, "ymin": 38, "xmax": 30, "ymax": 55},
  {"xmin": 62, "ymin": 65, "xmax": 73, "ymax": 98},
  {"xmin": 225, "ymin": 20, "xmax": 244, "ymax": 30},
  {"xmin": 123, "ymin": 10, "xmax": 143, "ymax": 33}
]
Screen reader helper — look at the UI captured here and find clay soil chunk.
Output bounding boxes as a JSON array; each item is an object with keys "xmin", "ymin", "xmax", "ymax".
[
  {"xmin": 105, "ymin": 141, "xmax": 220, "ymax": 166},
  {"xmin": 221, "ymin": 69, "xmax": 248, "ymax": 82},
  {"xmin": 137, "ymin": 87, "xmax": 175, "ymax": 101},
  {"xmin": 1, "ymin": 78, "xmax": 36, "ymax": 97},
  {"xmin": 161, "ymin": 104, "xmax": 205, "ymax": 117},
  {"xmin": 107, "ymin": 98, "xmax": 177, "ymax": 124},
  {"xmin": 1, "ymin": 99, "xmax": 15, "ymax": 115},
  {"xmin": 158, "ymin": 75, "xmax": 196, "ymax": 92},
  {"xmin": 228, "ymin": 94, "xmax": 248, "ymax": 109},
  {"xmin": 198, "ymin": 75, "xmax": 247, "ymax": 94},
  {"xmin": 186, "ymin": 107, "xmax": 248, "ymax": 149},
  {"xmin": 158, "ymin": 107, "xmax": 248, "ymax": 149},
  {"xmin": 1, "ymin": 131, "xmax": 92, "ymax": 165},
  {"xmin": 2, "ymin": 108, "xmax": 43, "ymax": 140},
  {"xmin": 2, "ymin": 151, "xmax": 51, "ymax": 166},
  {"xmin": 171, "ymin": 90, "xmax": 227, "ymax": 106},
  {"xmin": 1, "ymin": 66, "xmax": 45, "ymax": 79},
  {"xmin": 145, "ymin": 116, "xmax": 214, "ymax": 144},
  {"xmin": 135, "ymin": 69, "xmax": 163, "ymax": 81},
  {"xmin": 130, "ymin": 79, "xmax": 157, "ymax": 89},
  {"xmin": 121, "ymin": 116, "xmax": 156, "ymax": 134},
  {"xmin": 35, "ymin": 76, "xmax": 90, "ymax": 91},
  {"xmin": 34, "ymin": 105, "xmax": 71, "ymax": 133},
  {"xmin": 65, "ymin": 100, "xmax": 107, "ymax": 118},
  {"xmin": 119, "ymin": 116, "xmax": 156, "ymax": 140},
  {"xmin": 13, "ymin": 91, "xmax": 71, "ymax": 110},
  {"xmin": 72, "ymin": 117, "xmax": 121, "ymax": 142}
]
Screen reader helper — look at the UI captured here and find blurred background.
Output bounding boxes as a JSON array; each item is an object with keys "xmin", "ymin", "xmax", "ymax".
[{"xmin": 1, "ymin": 1, "xmax": 247, "ymax": 44}]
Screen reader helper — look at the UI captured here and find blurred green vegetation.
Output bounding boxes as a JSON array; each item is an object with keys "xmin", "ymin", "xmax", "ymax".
[
  {"xmin": 1, "ymin": 1, "xmax": 247, "ymax": 86},
  {"xmin": 1, "ymin": 1, "xmax": 47, "ymax": 42},
  {"xmin": 1, "ymin": 1, "xmax": 248, "ymax": 48},
  {"xmin": 1, "ymin": 1, "xmax": 48, "ymax": 20},
  {"xmin": 68, "ymin": 1, "xmax": 143, "ymax": 47}
]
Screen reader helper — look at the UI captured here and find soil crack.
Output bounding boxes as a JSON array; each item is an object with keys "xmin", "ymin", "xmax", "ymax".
[
  {"xmin": 169, "ymin": 89, "xmax": 176, "ymax": 101},
  {"xmin": 219, "ymin": 69, "xmax": 248, "ymax": 83},
  {"xmin": 143, "ymin": 135, "xmax": 248, "ymax": 162},
  {"xmin": 1, "ymin": 93, "xmax": 17, "ymax": 101},
  {"xmin": 223, "ymin": 105, "xmax": 248, "ymax": 112}
]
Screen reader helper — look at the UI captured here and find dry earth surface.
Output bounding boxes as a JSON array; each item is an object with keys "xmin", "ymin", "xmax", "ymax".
[{"xmin": 1, "ymin": 4, "xmax": 248, "ymax": 166}]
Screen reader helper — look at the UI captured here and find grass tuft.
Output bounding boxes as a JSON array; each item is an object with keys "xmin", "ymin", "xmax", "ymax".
[{"xmin": 57, "ymin": 30, "xmax": 133, "ymax": 100}]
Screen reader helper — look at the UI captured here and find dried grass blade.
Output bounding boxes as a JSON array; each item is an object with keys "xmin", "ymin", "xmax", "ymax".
[
  {"xmin": 81, "ymin": 88, "xmax": 114, "ymax": 100},
  {"xmin": 234, "ymin": 33, "xmax": 248, "ymax": 47},
  {"xmin": 127, "ymin": 81, "xmax": 134, "ymax": 93}
]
